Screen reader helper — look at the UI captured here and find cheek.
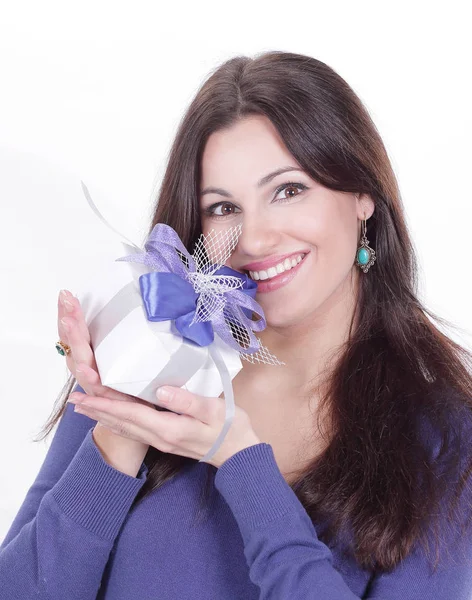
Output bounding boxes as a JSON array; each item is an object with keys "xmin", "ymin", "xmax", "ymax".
[
  {"xmin": 296, "ymin": 215, "xmax": 358, "ymax": 300},
  {"xmin": 300, "ymin": 205, "xmax": 357, "ymax": 259}
]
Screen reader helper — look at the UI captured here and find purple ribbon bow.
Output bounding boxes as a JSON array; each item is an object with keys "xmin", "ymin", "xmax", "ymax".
[{"xmin": 115, "ymin": 224, "xmax": 266, "ymax": 354}]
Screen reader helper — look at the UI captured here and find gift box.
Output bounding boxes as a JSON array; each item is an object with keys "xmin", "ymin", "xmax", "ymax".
[{"xmin": 76, "ymin": 240, "xmax": 245, "ymax": 404}]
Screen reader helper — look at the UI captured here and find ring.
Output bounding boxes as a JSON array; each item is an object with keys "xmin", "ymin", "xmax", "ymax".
[{"xmin": 56, "ymin": 340, "xmax": 71, "ymax": 356}]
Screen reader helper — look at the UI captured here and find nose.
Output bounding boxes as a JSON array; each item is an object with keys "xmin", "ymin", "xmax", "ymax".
[{"xmin": 234, "ymin": 211, "xmax": 282, "ymax": 265}]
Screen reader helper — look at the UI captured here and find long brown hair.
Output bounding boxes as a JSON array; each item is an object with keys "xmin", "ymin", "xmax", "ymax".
[{"xmin": 35, "ymin": 50, "xmax": 472, "ymax": 574}]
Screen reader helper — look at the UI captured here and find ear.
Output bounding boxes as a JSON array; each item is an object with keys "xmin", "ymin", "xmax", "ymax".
[{"xmin": 355, "ymin": 193, "xmax": 375, "ymax": 221}]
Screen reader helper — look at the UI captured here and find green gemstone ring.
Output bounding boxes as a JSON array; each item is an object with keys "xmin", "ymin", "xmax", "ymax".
[{"xmin": 56, "ymin": 340, "xmax": 71, "ymax": 356}]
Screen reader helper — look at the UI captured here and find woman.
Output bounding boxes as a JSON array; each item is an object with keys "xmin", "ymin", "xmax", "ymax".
[{"xmin": 1, "ymin": 50, "xmax": 472, "ymax": 599}]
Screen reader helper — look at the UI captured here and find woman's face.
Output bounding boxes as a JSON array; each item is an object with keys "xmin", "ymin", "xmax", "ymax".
[{"xmin": 198, "ymin": 114, "xmax": 374, "ymax": 329}]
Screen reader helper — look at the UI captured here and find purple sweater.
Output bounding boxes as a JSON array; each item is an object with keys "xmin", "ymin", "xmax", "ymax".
[{"xmin": 1, "ymin": 383, "xmax": 472, "ymax": 599}]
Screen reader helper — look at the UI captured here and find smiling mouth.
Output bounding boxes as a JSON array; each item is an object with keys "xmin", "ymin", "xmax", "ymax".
[{"xmin": 244, "ymin": 253, "xmax": 308, "ymax": 282}]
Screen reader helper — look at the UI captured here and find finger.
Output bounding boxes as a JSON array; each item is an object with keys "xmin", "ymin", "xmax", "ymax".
[
  {"xmin": 57, "ymin": 289, "xmax": 72, "ymax": 344},
  {"xmin": 57, "ymin": 290, "xmax": 91, "ymax": 358},
  {"xmin": 71, "ymin": 394, "xmax": 194, "ymax": 450},
  {"xmin": 61, "ymin": 316, "xmax": 95, "ymax": 378},
  {"xmin": 73, "ymin": 404, "xmax": 152, "ymax": 446},
  {"xmin": 57, "ymin": 290, "xmax": 77, "ymax": 374},
  {"xmin": 60, "ymin": 292, "xmax": 91, "ymax": 344},
  {"xmin": 155, "ymin": 386, "xmax": 217, "ymax": 425}
]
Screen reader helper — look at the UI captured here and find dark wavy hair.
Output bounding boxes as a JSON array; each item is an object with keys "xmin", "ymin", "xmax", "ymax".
[{"xmin": 35, "ymin": 50, "xmax": 472, "ymax": 575}]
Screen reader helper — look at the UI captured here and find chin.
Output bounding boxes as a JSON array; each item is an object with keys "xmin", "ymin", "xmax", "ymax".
[{"xmin": 260, "ymin": 303, "xmax": 312, "ymax": 330}]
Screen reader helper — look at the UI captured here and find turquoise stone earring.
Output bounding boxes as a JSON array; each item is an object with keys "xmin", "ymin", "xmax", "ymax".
[{"xmin": 355, "ymin": 216, "xmax": 376, "ymax": 273}]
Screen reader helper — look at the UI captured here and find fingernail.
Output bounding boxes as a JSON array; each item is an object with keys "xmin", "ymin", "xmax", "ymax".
[
  {"xmin": 156, "ymin": 386, "xmax": 172, "ymax": 403},
  {"xmin": 63, "ymin": 299, "xmax": 74, "ymax": 313}
]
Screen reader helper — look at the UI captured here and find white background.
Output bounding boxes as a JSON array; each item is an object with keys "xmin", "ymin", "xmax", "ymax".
[{"xmin": 1, "ymin": 0, "xmax": 471, "ymax": 542}]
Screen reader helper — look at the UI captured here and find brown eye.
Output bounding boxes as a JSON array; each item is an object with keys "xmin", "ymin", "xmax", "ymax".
[
  {"xmin": 203, "ymin": 202, "xmax": 241, "ymax": 219},
  {"xmin": 274, "ymin": 182, "xmax": 308, "ymax": 203},
  {"xmin": 285, "ymin": 185, "xmax": 299, "ymax": 198},
  {"xmin": 216, "ymin": 203, "xmax": 235, "ymax": 216}
]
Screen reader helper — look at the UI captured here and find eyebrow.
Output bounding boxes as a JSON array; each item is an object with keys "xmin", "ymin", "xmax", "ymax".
[{"xmin": 200, "ymin": 166, "xmax": 304, "ymax": 198}]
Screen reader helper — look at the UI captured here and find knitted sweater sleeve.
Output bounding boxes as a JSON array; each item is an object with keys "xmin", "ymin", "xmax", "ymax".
[
  {"xmin": 0, "ymin": 384, "xmax": 148, "ymax": 599},
  {"xmin": 214, "ymin": 441, "xmax": 472, "ymax": 600}
]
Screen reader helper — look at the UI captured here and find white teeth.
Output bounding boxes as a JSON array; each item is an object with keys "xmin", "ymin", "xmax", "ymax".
[
  {"xmin": 276, "ymin": 263, "xmax": 285, "ymax": 274},
  {"xmin": 249, "ymin": 254, "xmax": 306, "ymax": 281}
]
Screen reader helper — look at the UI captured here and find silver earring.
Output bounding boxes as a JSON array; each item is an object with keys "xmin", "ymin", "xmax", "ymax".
[{"xmin": 355, "ymin": 216, "xmax": 376, "ymax": 273}]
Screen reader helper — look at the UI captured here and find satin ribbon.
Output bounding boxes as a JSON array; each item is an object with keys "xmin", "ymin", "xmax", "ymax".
[
  {"xmin": 117, "ymin": 228, "xmax": 267, "ymax": 353},
  {"xmin": 80, "ymin": 181, "xmax": 266, "ymax": 463}
]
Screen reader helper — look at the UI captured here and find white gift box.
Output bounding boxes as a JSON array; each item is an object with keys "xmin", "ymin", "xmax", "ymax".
[{"xmin": 75, "ymin": 241, "xmax": 244, "ymax": 406}]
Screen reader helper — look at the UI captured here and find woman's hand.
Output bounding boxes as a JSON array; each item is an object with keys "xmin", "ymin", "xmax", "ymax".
[
  {"xmin": 60, "ymin": 290, "xmax": 262, "ymax": 468},
  {"xmin": 58, "ymin": 289, "xmax": 152, "ymax": 474},
  {"xmin": 67, "ymin": 383, "xmax": 262, "ymax": 468}
]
